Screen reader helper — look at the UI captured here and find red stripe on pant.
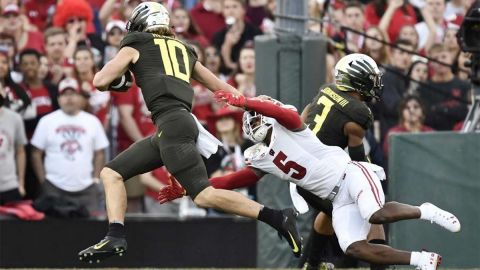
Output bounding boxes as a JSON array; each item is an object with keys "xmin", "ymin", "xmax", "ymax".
[{"xmin": 353, "ymin": 162, "xmax": 382, "ymax": 208}]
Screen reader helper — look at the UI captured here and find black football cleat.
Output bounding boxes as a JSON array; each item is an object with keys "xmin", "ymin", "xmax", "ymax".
[
  {"xmin": 277, "ymin": 208, "xmax": 302, "ymax": 257},
  {"xmin": 78, "ymin": 236, "xmax": 127, "ymax": 263}
]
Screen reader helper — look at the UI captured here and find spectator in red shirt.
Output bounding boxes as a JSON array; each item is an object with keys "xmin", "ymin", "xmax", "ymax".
[
  {"xmin": 172, "ymin": 7, "xmax": 210, "ymax": 48},
  {"xmin": 383, "ymin": 95, "xmax": 434, "ymax": 156},
  {"xmin": 212, "ymin": 0, "xmax": 262, "ymax": 72},
  {"xmin": 19, "ymin": 49, "xmax": 58, "ymax": 139},
  {"xmin": 73, "ymin": 46, "xmax": 110, "ymax": 129},
  {"xmin": 190, "ymin": 0, "xmax": 225, "ymax": 42},
  {"xmin": 365, "ymin": 0, "xmax": 417, "ymax": 42},
  {"xmin": 1, "ymin": 4, "xmax": 44, "ymax": 53}
]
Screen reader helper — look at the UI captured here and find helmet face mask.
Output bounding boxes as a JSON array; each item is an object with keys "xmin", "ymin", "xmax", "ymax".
[
  {"xmin": 243, "ymin": 111, "xmax": 273, "ymax": 143},
  {"xmin": 126, "ymin": 2, "xmax": 170, "ymax": 33},
  {"xmin": 334, "ymin": 53, "xmax": 384, "ymax": 101}
]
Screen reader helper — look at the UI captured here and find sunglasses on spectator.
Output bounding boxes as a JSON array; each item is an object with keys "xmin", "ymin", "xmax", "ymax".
[
  {"xmin": 3, "ymin": 13, "xmax": 18, "ymax": 18},
  {"xmin": 67, "ymin": 17, "xmax": 85, "ymax": 24}
]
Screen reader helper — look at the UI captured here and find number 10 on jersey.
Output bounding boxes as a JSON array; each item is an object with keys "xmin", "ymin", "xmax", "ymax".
[{"xmin": 154, "ymin": 39, "xmax": 190, "ymax": 83}]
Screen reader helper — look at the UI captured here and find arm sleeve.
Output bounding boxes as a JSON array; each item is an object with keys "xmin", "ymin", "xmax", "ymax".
[
  {"xmin": 210, "ymin": 167, "xmax": 261, "ymax": 190},
  {"xmin": 348, "ymin": 143, "xmax": 367, "ymax": 162},
  {"xmin": 245, "ymin": 99, "xmax": 303, "ymax": 130}
]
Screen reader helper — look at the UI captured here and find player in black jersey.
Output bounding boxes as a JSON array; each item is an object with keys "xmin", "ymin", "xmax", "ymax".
[
  {"xmin": 77, "ymin": 2, "xmax": 301, "ymax": 263},
  {"xmin": 299, "ymin": 54, "xmax": 386, "ymax": 270}
]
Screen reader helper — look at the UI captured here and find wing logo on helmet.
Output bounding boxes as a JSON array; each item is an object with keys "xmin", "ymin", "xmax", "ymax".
[
  {"xmin": 126, "ymin": 2, "xmax": 170, "ymax": 33},
  {"xmin": 334, "ymin": 53, "xmax": 384, "ymax": 101}
]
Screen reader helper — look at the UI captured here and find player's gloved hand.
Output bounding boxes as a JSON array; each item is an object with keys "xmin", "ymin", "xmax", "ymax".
[
  {"xmin": 214, "ymin": 90, "xmax": 247, "ymax": 108},
  {"xmin": 157, "ymin": 174, "xmax": 186, "ymax": 204}
]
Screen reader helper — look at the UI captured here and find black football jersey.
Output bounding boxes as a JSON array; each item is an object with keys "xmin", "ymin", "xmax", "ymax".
[
  {"xmin": 120, "ymin": 32, "xmax": 198, "ymax": 121},
  {"xmin": 304, "ymin": 84, "xmax": 373, "ymax": 149}
]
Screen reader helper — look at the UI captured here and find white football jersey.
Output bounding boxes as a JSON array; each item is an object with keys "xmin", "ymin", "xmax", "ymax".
[{"xmin": 245, "ymin": 119, "xmax": 351, "ymax": 199}]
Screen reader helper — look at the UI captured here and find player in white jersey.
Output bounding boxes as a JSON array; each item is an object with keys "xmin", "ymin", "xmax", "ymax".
[{"xmin": 158, "ymin": 90, "xmax": 461, "ymax": 270}]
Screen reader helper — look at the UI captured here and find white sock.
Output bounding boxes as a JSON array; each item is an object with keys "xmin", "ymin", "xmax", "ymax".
[
  {"xmin": 410, "ymin": 251, "xmax": 422, "ymax": 266},
  {"xmin": 419, "ymin": 204, "xmax": 430, "ymax": 220}
]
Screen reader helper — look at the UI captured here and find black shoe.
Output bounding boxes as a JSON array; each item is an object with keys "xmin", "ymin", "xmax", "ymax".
[
  {"xmin": 78, "ymin": 236, "xmax": 127, "ymax": 263},
  {"xmin": 277, "ymin": 208, "xmax": 302, "ymax": 257}
]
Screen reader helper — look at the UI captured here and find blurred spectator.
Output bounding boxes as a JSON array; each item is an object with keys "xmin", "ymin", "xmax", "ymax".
[
  {"xmin": 415, "ymin": 0, "xmax": 447, "ymax": 50},
  {"xmin": 361, "ymin": 26, "xmax": 391, "ymax": 65},
  {"xmin": 0, "ymin": 84, "xmax": 27, "ymax": 200},
  {"xmin": 307, "ymin": 0, "xmax": 324, "ymax": 32},
  {"xmin": 190, "ymin": 0, "xmax": 226, "ymax": 42},
  {"xmin": 397, "ymin": 25, "xmax": 420, "ymax": 51},
  {"xmin": 377, "ymin": 39, "xmax": 413, "ymax": 143},
  {"xmin": 53, "ymin": 0, "xmax": 104, "ymax": 62},
  {"xmin": 44, "ymin": 27, "xmax": 69, "ymax": 85},
  {"xmin": 0, "ymin": 83, "xmax": 44, "ymax": 220},
  {"xmin": 73, "ymin": 46, "xmax": 110, "ymax": 129},
  {"xmin": 103, "ymin": 20, "xmax": 127, "ymax": 65},
  {"xmin": 204, "ymin": 45, "xmax": 228, "ymax": 81},
  {"xmin": 31, "ymin": 78, "xmax": 108, "ymax": 215},
  {"xmin": 98, "ymin": 0, "xmax": 132, "ymax": 28},
  {"xmin": 172, "ymin": 7, "xmax": 209, "ymax": 48},
  {"xmin": 338, "ymin": 1, "xmax": 366, "ymax": 53},
  {"xmin": 454, "ymin": 51, "xmax": 471, "ymax": 81},
  {"xmin": 38, "ymin": 55, "xmax": 49, "ymax": 81},
  {"xmin": 0, "ymin": 50, "xmax": 31, "ymax": 115},
  {"xmin": 365, "ymin": 0, "xmax": 417, "ymax": 42},
  {"xmin": 444, "ymin": 0, "xmax": 466, "ymax": 18},
  {"xmin": 23, "ymin": 0, "xmax": 57, "ymax": 31},
  {"xmin": 383, "ymin": 95, "xmax": 434, "ymax": 156},
  {"xmin": 1, "ymin": 4, "xmax": 44, "ymax": 53},
  {"xmin": 420, "ymin": 43, "xmax": 470, "ymax": 130},
  {"xmin": 212, "ymin": 0, "xmax": 262, "ymax": 71},
  {"xmin": 443, "ymin": 27, "xmax": 460, "ymax": 59},
  {"xmin": 191, "ymin": 45, "xmax": 216, "ymax": 126},
  {"xmin": 227, "ymin": 45, "xmax": 256, "ymax": 97},
  {"xmin": 19, "ymin": 49, "xmax": 58, "ymax": 139},
  {"xmin": 0, "ymin": 33, "xmax": 16, "ymax": 68},
  {"xmin": 405, "ymin": 55, "xmax": 429, "ymax": 96}
]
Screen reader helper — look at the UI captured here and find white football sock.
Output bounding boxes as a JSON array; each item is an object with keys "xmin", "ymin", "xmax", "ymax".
[{"xmin": 410, "ymin": 251, "xmax": 422, "ymax": 266}]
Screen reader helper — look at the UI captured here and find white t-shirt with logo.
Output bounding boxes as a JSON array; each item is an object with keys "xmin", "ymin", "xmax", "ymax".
[{"xmin": 31, "ymin": 110, "xmax": 109, "ymax": 192}]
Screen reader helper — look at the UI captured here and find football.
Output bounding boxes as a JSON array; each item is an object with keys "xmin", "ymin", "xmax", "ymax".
[{"xmin": 109, "ymin": 70, "xmax": 134, "ymax": 92}]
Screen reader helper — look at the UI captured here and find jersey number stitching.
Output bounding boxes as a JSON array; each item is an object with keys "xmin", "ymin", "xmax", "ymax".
[
  {"xmin": 154, "ymin": 39, "xmax": 190, "ymax": 83},
  {"xmin": 311, "ymin": 95, "xmax": 334, "ymax": 135},
  {"xmin": 272, "ymin": 151, "xmax": 307, "ymax": 180}
]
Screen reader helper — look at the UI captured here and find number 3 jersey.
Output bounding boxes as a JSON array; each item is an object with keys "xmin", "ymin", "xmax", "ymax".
[
  {"xmin": 244, "ymin": 119, "xmax": 351, "ymax": 199},
  {"xmin": 120, "ymin": 32, "xmax": 198, "ymax": 121},
  {"xmin": 304, "ymin": 84, "xmax": 373, "ymax": 149}
]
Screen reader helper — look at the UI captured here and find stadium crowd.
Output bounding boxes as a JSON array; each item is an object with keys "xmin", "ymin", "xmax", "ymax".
[{"xmin": 0, "ymin": 0, "xmax": 473, "ymax": 220}]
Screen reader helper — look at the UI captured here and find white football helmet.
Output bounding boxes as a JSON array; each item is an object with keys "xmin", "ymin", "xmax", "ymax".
[
  {"xmin": 126, "ymin": 2, "xmax": 170, "ymax": 33},
  {"xmin": 243, "ymin": 111, "xmax": 274, "ymax": 143}
]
